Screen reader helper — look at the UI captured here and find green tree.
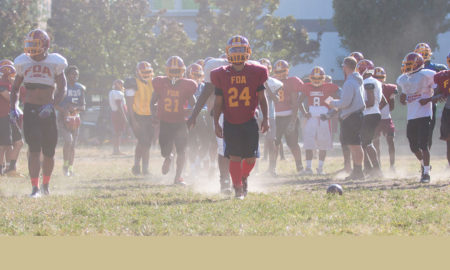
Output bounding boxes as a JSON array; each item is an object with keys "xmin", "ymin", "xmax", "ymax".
[
  {"xmin": 194, "ymin": 0, "xmax": 321, "ymax": 65},
  {"xmin": 333, "ymin": 0, "xmax": 450, "ymax": 79},
  {"xmin": 0, "ymin": 0, "xmax": 40, "ymax": 60}
]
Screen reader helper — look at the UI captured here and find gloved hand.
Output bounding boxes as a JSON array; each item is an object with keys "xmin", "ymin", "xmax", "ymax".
[
  {"xmin": 39, "ymin": 104, "xmax": 54, "ymax": 119},
  {"xmin": 10, "ymin": 107, "xmax": 20, "ymax": 124}
]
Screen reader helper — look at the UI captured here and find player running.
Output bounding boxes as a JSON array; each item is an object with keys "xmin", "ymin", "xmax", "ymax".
[
  {"xmin": 397, "ymin": 52, "xmax": 436, "ymax": 183},
  {"xmin": 271, "ymin": 60, "xmax": 304, "ymax": 175},
  {"xmin": 124, "ymin": 61, "xmax": 154, "ymax": 175},
  {"xmin": 10, "ymin": 29, "xmax": 68, "ymax": 197},
  {"xmin": 151, "ymin": 56, "xmax": 197, "ymax": 186},
  {"xmin": 373, "ymin": 67, "xmax": 398, "ymax": 171},
  {"xmin": 109, "ymin": 79, "xmax": 127, "ymax": 155},
  {"xmin": 299, "ymin": 66, "xmax": 339, "ymax": 175},
  {"xmin": 0, "ymin": 65, "xmax": 16, "ymax": 176},
  {"xmin": 55, "ymin": 65, "xmax": 85, "ymax": 177},
  {"xmin": 211, "ymin": 35, "xmax": 270, "ymax": 199}
]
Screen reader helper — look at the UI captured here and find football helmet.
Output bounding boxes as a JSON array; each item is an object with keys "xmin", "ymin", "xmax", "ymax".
[
  {"xmin": 24, "ymin": 29, "xmax": 50, "ymax": 58},
  {"xmin": 273, "ymin": 60, "xmax": 289, "ymax": 79},
  {"xmin": 309, "ymin": 66, "xmax": 326, "ymax": 87},
  {"xmin": 402, "ymin": 52, "xmax": 424, "ymax": 74},
  {"xmin": 186, "ymin": 63, "xmax": 204, "ymax": 81},
  {"xmin": 136, "ymin": 61, "xmax": 153, "ymax": 81},
  {"xmin": 325, "ymin": 75, "xmax": 333, "ymax": 83},
  {"xmin": 356, "ymin": 59, "xmax": 375, "ymax": 76},
  {"xmin": 112, "ymin": 79, "xmax": 124, "ymax": 91},
  {"xmin": 195, "ymin": 59, "xmax": 205, "ymax": 68},
  {"xmin": 414, "ymin": 43, "xmax": 432, "ymax": 62},
  {"xmin": 373, "ymin": 67, "xmax": 386, "ymax": 82},
  {"xmin": 166, "ymin": 56, "xmax": 186, "ymax": 83},
  {"xmin": 0, "ymin": 65, "xmax": 16, "ymax": 82},
  {"xmin": 349, "ymin": 52, "xmax": 364, "ymax": 63},
  {"xmin": 258, "ymin": 58, "xmax": 272, "ymax": 73},
  {"xmin": 226, "ymin": 35, "xmax": 251, "ymax": 65},
  {"xmin": 0, "ymin": 59, "xmax": 14, "ymax": 67}
]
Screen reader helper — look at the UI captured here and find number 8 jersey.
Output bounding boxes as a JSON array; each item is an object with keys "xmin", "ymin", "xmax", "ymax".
[
  {"xmin": 211, "ymin": 62, "xmax": 268, "ymax": 124},
  {"xmin": 299, "ymin": 82, "xmax": 339, "ymax": 117}
]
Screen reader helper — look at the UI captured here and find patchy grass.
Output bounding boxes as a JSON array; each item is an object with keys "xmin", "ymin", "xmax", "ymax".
[{"xmin": 0, "ymin": 146, "xmax": 448, "ymax": 236}]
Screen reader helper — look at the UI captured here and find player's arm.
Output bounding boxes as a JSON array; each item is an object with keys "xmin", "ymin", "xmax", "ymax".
[
  {"xmin": 257, "ymin": 86, "xmax": 269, "ymax": 133},
  {"xmin": 10, "ymin": 75, "xmax": 23, "ymax": 110},
  {"xmin": 150, "ymin": 91, "xmax": 159, "ymax": 118},
  {"xmin": 116, "ymin": 99, "xmax": 128, "ymax": 124},
  {"xmin": 54, "ymin": 72, "xmax": 67, "ymax": 106},
  {"xmin": 188, "ymin": 82, "xmax": 213, "ymax": 127},
  {"xmin": 379, "ymin": 94, "xmax": 388, "ymax": 110},
  {"xmin": 265, "ymin": 82, "xmax": 279, "ymax": 102},
  {"xmin": 77, "ymin": 87, "xmax": 86, "ymax": 112},
  {"xmin": 213, "ymin": 88, "xmax": 224, "ymax": 138},
  {"xmin": 0, "ymin": 86, "xmax": 10, "ymax": 102}
]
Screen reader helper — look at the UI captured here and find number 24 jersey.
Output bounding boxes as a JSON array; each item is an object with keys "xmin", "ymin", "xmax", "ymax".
[{"xmin": 211, "ymin": 62, "xmax": 268, "ymax": 124}]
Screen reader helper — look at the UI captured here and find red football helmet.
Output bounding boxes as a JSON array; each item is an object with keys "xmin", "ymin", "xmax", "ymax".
[
  {"xmin": 24, "ymin": 29, "xmax": 50, "ymax": 57},
  {"xmin": 0, "ymin": 59, "xmax": 14, "ymax": 67},
  {"xmin": 373, "ymin": 67, "xmax": 386, "ymax": 82},
  {"xmin": 349, "ymin": 52, "xmax": 364, "ymax": 63},
  {"xmin": 403, "ymin": 52, "xmax": 424, "ymax": 74},
  {"xmin": 309, "ymin": 66, "xmax": 326, "ymax": 87},
  {"xmin": 166, "ymin": 56, "xmax": 186, "ymax": 82},
  {"xmin": 356, "ymin": 59, "xmax": 375, "ymax": 76},
  {"xmin": 273, "ymin": 60, "xmax": 289, "ymax": 79},
  {"xmin": 0, "ymin": 65, "xmax": 16, "ymax": 81},
  {"xmin": 195, "ymin": 59, "xmax": 205, "ymax": 68},
  {"xmin": 136, "ymin": 61, "xmax": 153, "ymax": 81},
  {"xmin": 258, "ymin": 58, "xmax": 272, "ymax": 73},
  {"xmin": 186, "ymin": 63, "xmax": 204, "ymax": 80},
  {"xmin": 226, "ymin": 35, "xmax": 252, "ymax": 65},
  {"xmin": 414, "ymin": 43, "xmax": 432, "ymax": 62}
]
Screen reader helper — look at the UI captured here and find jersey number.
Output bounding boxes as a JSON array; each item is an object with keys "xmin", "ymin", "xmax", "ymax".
[
  {"xmin": 313, "ymin": 97, "xmax": 321, "ymax": 106},
  {"xmin": 164, "ymin": 98, "xmax": 179, "ymax": 112},
  {"xmin": 228, "ymin": 87, "xmax": 251, "ymax": 108}
]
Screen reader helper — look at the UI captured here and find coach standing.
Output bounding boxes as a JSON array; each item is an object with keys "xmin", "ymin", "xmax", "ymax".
[{"xmin": 329, "ymin": 57, "xmax": 366, "ymax": 180}]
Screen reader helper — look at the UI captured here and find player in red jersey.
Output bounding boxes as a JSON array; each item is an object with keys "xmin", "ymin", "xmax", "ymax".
[
  {"xmin": 151, "ymin": 56, "xmax": 197, "ymax": 185},
  {"xmin": 271, "ymin": 60, "xmax": 304, "ymax": 175},
  {"xmin": 0, "ymin": 65, "xmax": 16, "ymax": 176},
  {"xmin": 299, "ymin": 67, "xmax": 339, "ymax": 175},
  {"xmin": 211, "ymin": 35, "xmax": 269, "ymax": 199}
]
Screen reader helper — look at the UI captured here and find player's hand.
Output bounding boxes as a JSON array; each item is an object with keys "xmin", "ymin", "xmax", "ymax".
[
  {"xmin": 261, "ymin": 118, "xmax": 269, "ymax": 134},
  {"xmin": 215, "ymin": 124, "xmax": 223, "ymax": 138},
  {"xmin": 305, "ymin": 112, "xmax": 312, "ymax": 119},
  {"xmin": 38, "ymin": 104, "xmax": 54, "ymax": 119},
  {"xmin": 400, "ymin": 93, "xmax": 407, "ymax": 105},
  {"xmin": 419, "ymin": 98, "xmax": 431, "ymax": 106},
  {"xmin": 9, "ymin": 107, "xmax": 20, "ymax": 124},
  {"xmin": 320, "ymin": 114, "xmax": 329, "ymax": 121},
  {"xmin": 152, "ymin": 116, "xmax": 159, "ymax": 126},
  {"xmin": 186, "ymin": 116, "xmax": 196, "ymax": 129}
]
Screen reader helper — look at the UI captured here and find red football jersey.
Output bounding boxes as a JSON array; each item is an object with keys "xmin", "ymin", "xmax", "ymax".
[
  {"xmin": 382, "ymin": 84, "xmax": 398, "ymax": 100},
  {"xmin": 0, "ymin": 79, "xmax": 11, "ymax": 117},
  {"xmin": 274, "ymin": 77, "xmax": 303, "ymax": 114},
  {"xmin": 152, "ymin": 77, "xmax": 197, "ymax": 123},
  {"xmin": 434, "ymin": 70, "xmax": 450, "ymax": 97},
  {"xmin": 211, "ymin": 62, "xmax": 268, "ymax": 124},
  {"xmin": 299, "ymin": 82, "xmax": 339, "ymax": 116}
]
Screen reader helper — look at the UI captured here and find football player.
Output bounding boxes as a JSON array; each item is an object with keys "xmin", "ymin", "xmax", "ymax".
[
  {"xmin": 396, "ymin": 52, "xmax": 436, "ymax": 183},
  {"xmin": 109, "ymin": 79, "xmax": 127, "ymax": 155},
  {"xmin": 55, "ymin": 65, "xmax": 85, "ymax": 177},
  {"xmin": 124, "ymin": 61, "xmax": 154, "ymax": 175},
  {"xmin": 211, "ymin": 35, "xmax": 269, "ymax": 199},
  {"xmin": 0, "ymin": 65, "xmax": 15, "ymax": 176},
  {"xmin": 414, "ymin": 43, "xmax": 448, "ymax": 149},
  {"xmin": 299, "ymin": 66, "xmax": 339, "ymax": 175},
  {"xmin": 151, "ymin": 56, "xmax": 197, "ymax": 186},
  {"xmin": 10, "ymin": 29, "xmax": 68, "ymax": 197},
  {"xmin": 271, "ymin": 60, "xmax": 304, "ymax": 175},
  {"xmin": 373, "ymin": 67, "xmax": 398, "ymax": 171}
]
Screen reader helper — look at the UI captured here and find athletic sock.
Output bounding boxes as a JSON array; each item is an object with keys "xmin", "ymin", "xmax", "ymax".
[
  {"xmin": 43, "ymin": 175, "xmax": 51, "ymax": 185},
  {"xmin": 9, "ymin": 160, "xmax": 16, "ymax": 170},
  {"xmin": 318, "ymin": 160, "xmax": 324, "ymax": 169},
  {"xmin": 423, "ymin": 166, "xmax": 430, "ymax": 175},
  {"xmin": 31, "ymin": 177, "xmax": 39, "ymax": 187},
  {"xmin": 242, "ymin": 160, "xmax": 255, "ymax": 178},
  {"xmin": 64, "ymin": 160, "xmax": 69, "ymax": 167},
  {"xmin": 68, "ymin": 165, "xmax": 73, "ymax": 172},
  {"xmin": 306, "ymin": 160, "xmax": 312, "ymax": 169},
  {"xmin": 229, "ymin": 161, "xmax": 243, "ymax": 188}
]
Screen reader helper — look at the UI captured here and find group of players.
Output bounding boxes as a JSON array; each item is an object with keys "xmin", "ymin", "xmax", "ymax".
[{"xmin": 0, "ymin": 28, "xmax": 449, "ymax": 199}]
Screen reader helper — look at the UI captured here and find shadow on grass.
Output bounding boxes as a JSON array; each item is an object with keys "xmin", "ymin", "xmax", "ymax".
[{"xmin": 126, "ymin": 197, "xmax": 230, "ymax": 207}]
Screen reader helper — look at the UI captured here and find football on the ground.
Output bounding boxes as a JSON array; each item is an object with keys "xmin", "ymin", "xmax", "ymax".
[{"xmin": 327, "ymin": 184, "xmax": 343, "ymax": 195}]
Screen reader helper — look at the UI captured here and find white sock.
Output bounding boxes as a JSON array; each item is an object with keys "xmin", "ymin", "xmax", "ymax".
[
  {"xmin": 424, "ymin": 166, "xmax": 430, "ymax": 175},
  {"xmin": 318, "ymin": 160, "xmax": 324, "ymax": 169},
  {"xmin": 306, "ymin": 160, "xmax": 312, "ymax": 169}
]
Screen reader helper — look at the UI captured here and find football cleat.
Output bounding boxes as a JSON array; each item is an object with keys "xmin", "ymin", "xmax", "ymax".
[
  {"xmin": 226, "ymin": 35, "xmax": 251, "ymax": 65},
  {"xmin": 30, "ymin": 187, "xmax": 41, "ymax": 198},
  {"xmin": 345, "ymin": 170, "xmax": 365, "ymax": 181},
  {"xmin": 132, "ymin": 165, "xmax": 141, "ymax": 176},
  {"xmin": 24, "ymin": 29, "xmax": 50, "ymax": 58},
  {"xmin": 303, "ymin": 168, "xmax": 314, "ymax": 175},
  {"xmin": 234, "ymin": 186, "xmax": 245, "ymax": 200},
  {"xmin": 220, "ymin": 178, "xmax": 232, "ymax": 195},
  {"xmin": 162, "ymin": 157, "xmax": 172, "ymax": 175},
  {"xmin": 420, "ymin": 174, "xmax": 430, "ymax": 184},
  {"xmin": 174, "ymin": 177, "xmax": 187, "ymax": 186},
  {"xmin": 316, "ymin": 168, "xmax": 325, "ymax": 175},
  {"xmin": 242, "ymin": 176, "xmax": 248, "ymax": 197},
  {"xmin": 42, "ymin": 184, "xmax": 50, "ymax": 196},
  {"xmin": 6, "ymin": 169, "xmax": 24, "ymax": 178}
]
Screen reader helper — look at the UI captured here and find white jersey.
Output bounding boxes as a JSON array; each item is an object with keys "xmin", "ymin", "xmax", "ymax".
[
  {"xmin": 109, "ymin": 89, "xmax": 125, "ymax": 112},
  {"xmin": 362, "ymin": 76, "xmax": 382, "ymax": 115},
  {"xmin": 396, "ymin": 69, "xmax": 436, "ymax": 120},
  {"xmin": 266, "ymin": 77, "xmax": 283, "ymax": 119},
  {"xmin": 14, "ymin": 53, "xmax": 67, "ymax": 87},
  {"xmin": 204, "ymin": 58, "xmax": 229, "ymax": 83}
]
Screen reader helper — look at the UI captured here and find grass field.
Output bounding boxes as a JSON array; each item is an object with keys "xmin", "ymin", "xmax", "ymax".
[{"xmin": 0, "ymin": 145, "xmax": 449, "ymax": 236}]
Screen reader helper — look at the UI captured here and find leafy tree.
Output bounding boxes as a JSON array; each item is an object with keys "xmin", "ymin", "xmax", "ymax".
[
  {"xmin": 194, "ymin": 0, "xmax": 321, "ymax": 65},
  {"xmin": 333, "ymin": 0, "xmax": 450, "ymax": 79}
]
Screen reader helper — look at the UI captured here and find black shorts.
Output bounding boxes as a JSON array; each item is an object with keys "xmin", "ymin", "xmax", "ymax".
[
  {"xmin": 440, "ymin": 107, "xmax": 450, "ymax": 141},
  {"xmin": 159, "ymin": 121, "xmax": 188, "ymax": 158},
  {"xmin": 361, "ymin": 113, "xmax": 381, "ymax": 146},
  {"xmin": 11, "ymin": 122, "xmax": 22, "ymax": 142},
  {"xmin": 23, "ymin": 103, "xmax": 58, "ymax": 157},
  {"xmin": 223, "ymin": 118, "xmax": 259, "ymax": 159},
  {"xmin": 407, "ymin": 117, "xmax": 431, "ymax": 153},
  {"xmin": 340, "ymin": 111, "xmax": 363, "ymax": 146},
  {"xmin": 133, "ymin": 114, "xmax": 154, "ymax": 147},
  {"xmin": 0, "ymin": 116, "xmax": 12, "ymax": 146},
  {"xmin": 275, "ymin": 115, "xmax": 299, "ymax": 146}
]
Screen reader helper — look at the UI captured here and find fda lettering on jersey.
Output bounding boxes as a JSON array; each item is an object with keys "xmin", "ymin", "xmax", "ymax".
[
  {"xmin": 231, "ymin": 76, "xmax": 247, "ymax": 85},
  {"xmin": 167, "ymin": 89, "xmax": 180, "ymax": 97},
  {"xmin": 24, "ymin": 65, "xmax": 52, "ymax": 78}
]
